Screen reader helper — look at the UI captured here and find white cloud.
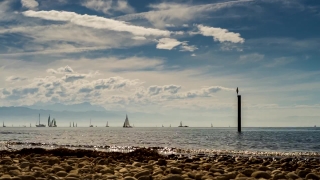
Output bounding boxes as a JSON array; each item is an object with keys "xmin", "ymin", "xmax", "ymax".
[
  {"xmin": 82, "ymin": 0, "xmax": 134, "ymax": 15},
  {"xmin": 156, "ymin": 38, "xmax": 197, "ymax": 52},
  {"xmin": 6, "ymin": 76, "xmax": 27, "ymax": 82},
  {"xmin": 182, "ymin": 24, "xmax": 189, "ymax": 27},
  {"xmin": 47, "ymin": 65, "xmax": 74, "ymax": 74},
  {"xmin": 116, "ymin": 0, "xmax": 134, "ymax": 12},
  {"xmin": 191, "ymin": 53, "xmax": 196, "ymax": 57},
  {"xmin": 239, "ymin": 53, "xmax": 264, "ymax": 63},
  {"xmin": 197, "ymin": 24, "xmax": 244, "ymax": 43},
  {"xmin": 173, "ymin": 86, "xmax": 234, "ymax": 99},
  {"xmin": 156, "ymin": 38, "xmax": 182, "ymax": 50},
  {"xmin": 180, "ymin": 42, "xmax": 198, "ymax": 52},
  {"xmin": 165, "ymin": 24, "xmax": 175, "ymax": 27},
  {"xmin": 63, "ymin": 74, "xmax": 88, "ymax": 82},
  {"xmin": 22, "ymin": 10, "xmax": 172, "ymax": 37},
  {"xmin": 21, "ymin": 0, "xmax": 39, "ymax": 9},
  {"xmin": 147, "ymin": 85, "xmax": 181, "ymax": 96},
  {"xmin": 132, "ymin": 36, "xmax": 146, "ymax": 40}
]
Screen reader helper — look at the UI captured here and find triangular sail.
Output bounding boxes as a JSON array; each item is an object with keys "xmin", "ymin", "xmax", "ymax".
[{"xmin": 123, "ymin": 114, "xmax": 131, "ymax": 127}]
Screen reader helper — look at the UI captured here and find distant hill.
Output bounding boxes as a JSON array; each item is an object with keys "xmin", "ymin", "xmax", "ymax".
[
  {"xmin": 0, "ymin": 106, "xmax": 120, "ymax": 125},
  {"xmin": 0, "ymin": 106, "xmax": 166, "ymax": 127},
  {"xmin": 24, "ymin": 102, "xmax": 106, "ymax": 112}
]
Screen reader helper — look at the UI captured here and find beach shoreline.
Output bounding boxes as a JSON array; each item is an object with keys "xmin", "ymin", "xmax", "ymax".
[{"xmin": 0, "ymin": 148, "xmax": 320, "ymax": 180}]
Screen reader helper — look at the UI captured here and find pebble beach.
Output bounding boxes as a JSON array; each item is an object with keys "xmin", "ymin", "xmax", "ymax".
[{"xmin": 0, "ymin": 148, "xmax": 320, "ymax": 180}]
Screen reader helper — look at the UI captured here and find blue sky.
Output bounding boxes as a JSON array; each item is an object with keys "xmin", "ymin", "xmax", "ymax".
[{"xmin": 0, "ymin": 0, "xmax": 319, "ymax": 127}]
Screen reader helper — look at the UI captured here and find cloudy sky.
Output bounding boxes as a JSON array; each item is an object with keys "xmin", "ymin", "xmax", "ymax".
[{"xmin": 0, "ymin": 0, "xmax": 319, "ymax": 127}]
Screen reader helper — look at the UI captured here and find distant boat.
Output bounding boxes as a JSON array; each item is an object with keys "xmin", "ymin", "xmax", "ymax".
[
  {"xmin": 2, "ymin": 122, "xmax": 6, "ymax": 127},
  {"xmin": 123, "ymin": 114, "xmax": 132, "ymax": 128},
  {"xmin": 76, "ymin": 123, "xmax": 77, "ymax": 127},
  {"xmin": 89, "ymin": 119, "xmax": 93, "ymax": 127},
  {"xmin": 211, "ymin": 123, "xmax": 213, "ymax": 128},
  {"xmin": 36, "ymin": 114, "xmax": 46, "ymax": 127},
  {"xmin": 178, "ymin": 121, "xmax": 188, "ymax": 127},
  {"xmin": 170, "ymin": 124, "xmax": 171, "ymax": 127},
  {"xmin": 315, "ymin": 125, "xmax": 317, "ymax": 128},
  {"xmin": 48, "ymin": 115, "xmax": 57, "ymax": 127},
  {"xmin": 106, "ymin": 121, "xmax": 109, "ymax": 127},
  {"xmin": 162, "ymin": 124, "xmax": 164, "ymax": 127}
]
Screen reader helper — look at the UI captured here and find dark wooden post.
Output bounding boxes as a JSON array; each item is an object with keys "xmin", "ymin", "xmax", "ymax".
[{"xmin": 238, "ymin": 95, "xmax": 241, "ymax": 132}]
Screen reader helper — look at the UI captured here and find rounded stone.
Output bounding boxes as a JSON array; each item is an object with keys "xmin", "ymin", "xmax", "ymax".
[
  {"xmin": 251, "ymin": 171, "xmax": 271, "ymax": 179},
  {"xmin": 56, "ymin": 171, "xmax": 68, "ymax": 177}
]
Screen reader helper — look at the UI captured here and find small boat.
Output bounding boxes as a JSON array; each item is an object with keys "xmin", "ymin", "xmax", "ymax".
[
  {"xmin": 123, "ymin": 114, "xmax": 132, "ymax": 128},
  {"xmin": 170, "ymin": 124, "xmax": 171, "ymax": 127},
  {"xmin": 162, "ymin": 124, "xmax": 164, "ymax": 127},
  {"xmin": 89, "ymin": 119, "xmax": 93, "ymax": 127},
  {"xmin": 315, "ymin": 125, "xmax": 317, "ymax": 128},
  {"xmin": 106, "ymin": 121, "xmax": 109, "ymax": 127},
  {"xmin": 2, "ymin": 122, "xmax": 6, "ymax": 127},
  {"xmin": 178, "ymin": 121, "xmax": 188, "ymax": 127},
  {"xmin": 211, "ymin": 123, "xmax": 213, "ymax": 128},
  {"xmin": 36, "ymin": 114, "xmax": 46, "ymax": 127}
]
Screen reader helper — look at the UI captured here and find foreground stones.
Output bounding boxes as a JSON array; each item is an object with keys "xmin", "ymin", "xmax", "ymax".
[{"xmin": 0, "ymin": 148, "xmax": 319, "ymax": 179}]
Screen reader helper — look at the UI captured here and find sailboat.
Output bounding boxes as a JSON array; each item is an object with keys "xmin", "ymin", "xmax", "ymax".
[
  {"xmin": 2, "ymin": 122, "xmax": 6, "ymax": 127},
  {"xmin": 123, "ymin": 114, "xmax": 132, "ymax": 128},
  {"xmin": 106, "ymin": 121, "xmax": 109, "ymax": 127},
  {"xmin": 89, "ymin": 119, "xmax": 93, "ymax": 127},
  {"xmin": 52, "ymin": 118, "xmax": 57, "ymax": 127},
  {"xmin": 36, "ymin": 114, "xmax": 46, "ymax": 127},
  {"xmin": 162, "ymin": 124, "xmax": 164, "ymax": 127},
  {"xmin": 170, "ymin": 124, "xmax": 171, "ymax": 127},
  {"xmin": 178, "ymin": 121, "xmax": 188, "ymax": 127},
  {"xmin": 48, "ymin": 115, "xmax": 57, "ymax": 127},
  {"xmin": 211, "ymin": 123, "xmax": 213, "ymax": 128}
]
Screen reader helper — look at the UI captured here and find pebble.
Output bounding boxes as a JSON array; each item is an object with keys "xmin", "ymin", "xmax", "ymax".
[{"xmin": 0, "ymin": 148, "xmax": 319, "ymax": 180}]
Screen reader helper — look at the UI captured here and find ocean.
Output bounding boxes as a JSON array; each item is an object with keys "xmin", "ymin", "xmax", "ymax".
[{"xmin": 1, "ymin": 127, "xmax": 319, "ymax": 156}]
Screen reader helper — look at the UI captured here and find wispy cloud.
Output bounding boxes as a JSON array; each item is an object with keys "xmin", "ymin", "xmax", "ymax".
[
  {"xmin": 81, "ymin": 0, "xmax": 134, "ymax": 15},
  {"xmin": 156, "ymin": 38, "xmax": 182, "ymax": 50},
  {"xmin": 21, "ymin": 0, "xmax": 39, "ymax": 9},
  {"xmin": 5, "ymin": 76, "xmax": 28, "ymax": 82},
  {"xmin": 239, "ymin": 53, "xmax": 264, "ymax": 63},
  {"xmin": 116, "ymin": 0, "xmax": 253, "ymax": 28},
  {"xmin": 22, "ymin": 10, "xmax": 172, "ymax": 37},
  {"xmin": 180, "ymin": 42, "xmax": 198, "ymax": 52},
  {"xmin": 196, "ymin": 24, "xmax": 245, "ymax": 43},
  {"xmin": 47, "ymin": 65, "xmax": 74, "ymax": 74},
  {"xmin": 265, "ymin": 57, "xmax": 295, "ymax": 67}
]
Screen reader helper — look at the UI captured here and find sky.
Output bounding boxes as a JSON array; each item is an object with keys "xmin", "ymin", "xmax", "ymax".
[{"xmin": 0, "ymin": 0, "xmax": 320, "ymax": 127}]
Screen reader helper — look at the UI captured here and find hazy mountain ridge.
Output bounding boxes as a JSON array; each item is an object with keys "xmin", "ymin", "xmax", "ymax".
[
  {"xmin": 23, "ymin": 102, "xmax": 106, "ymax": 112},
  {"xmin": 0, "ymin": 106, "xmax": 167, "ymax": 127}
]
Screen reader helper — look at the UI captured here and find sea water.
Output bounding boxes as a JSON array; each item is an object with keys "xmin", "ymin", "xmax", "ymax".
[{"xmin": 0, "ymin": 127, "xmax": 319, "ymax": 157}]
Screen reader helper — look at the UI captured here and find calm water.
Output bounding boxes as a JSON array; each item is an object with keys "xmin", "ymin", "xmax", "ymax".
[{"xmin": 0, "ymin": 127, "xmax": 319, "ymax": 154}]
